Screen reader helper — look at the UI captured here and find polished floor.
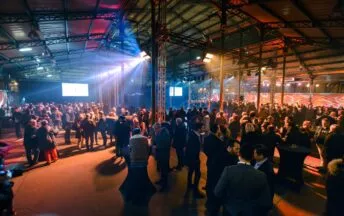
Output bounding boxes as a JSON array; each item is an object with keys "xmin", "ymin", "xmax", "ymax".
[{"xmin": 1, "ymin": 130, "xmax": 326, "ymax": 216}]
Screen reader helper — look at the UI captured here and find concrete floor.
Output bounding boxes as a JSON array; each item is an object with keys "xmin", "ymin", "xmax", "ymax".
[{"xmin": 1, "ymin": 131, "xmax": 326, "ymax": 216}]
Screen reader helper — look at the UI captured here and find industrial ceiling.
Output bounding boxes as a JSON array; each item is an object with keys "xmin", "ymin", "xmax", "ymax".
[{"xmin": 0, "ymin": 0, "xmax": 343, "ymax": 83}]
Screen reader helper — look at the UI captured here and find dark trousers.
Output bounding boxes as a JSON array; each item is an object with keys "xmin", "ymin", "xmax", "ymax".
[
  {"xmin": 157, "ymin": 149, "xmax": 170, "ymax": 188},
  {"xmin": 100, "ymin": 130, "xmax": 107, "ymax": 146},
  {"xmin": 206, "ymin": 168, "xmax": 223, "ymax": 215},
  {"xmin": 0, "ymin": 196, "xmax": 13, "ymax": 215},
  {"xmin": 85, "ymin": 132, "xmax": 94, "ymax": 151},
  {"xmin": 24, "ymin": 145, "xmax": 40, "ymax": 165},
  {"xmin": 187, "ymin": 160, "xmax": 201, "ymax": 189},
  {"xmin": 14, "ymin": 123, "xmax": 21, "ymax": 138},
  {"xmin": 94, "ymin": 130, "xmax": 98, "ymax": 144},
  {"xmin": 175, "ymin": 147, "xmax": 184, "ymax": 168},
  {"xmin": 0, "ymin": 118, "xmax": 3, "ymax": 138},
  {"xmin": 64, "ymin": 127, "xmax": 71, "ymax": 144}
]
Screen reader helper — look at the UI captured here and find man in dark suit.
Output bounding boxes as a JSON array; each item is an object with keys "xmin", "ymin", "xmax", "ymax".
[
  {"xmin": 262, "ymin": 125, "xmax": 281, "ymax": 161},
  {"xmin": 325, "ymin": 124, "xmax": 344, "ymax": 165},
  {"xmin": 204, "ymin": 124, "xmax": 227, "ymax": 214},
  {"xmin": 81, "ymin": 114, "xmax": 96, "ymax": 151},
  {"xmin": 254, "ymin": 144, "xmax": 275, "ymax": 202},
  {"xmin": 173, "ymin": 118, "xmax": 187, "ymax": 170},
  {"xmin": 23, "ymin": 119, "xmax": 39, "ymax": 166},
  {"xmin": 114, "ymin": 116, "xmax": 131, "ymax": 160},
  {"xmin": 214, "ymin": 144, "xmax": 272, "ymax": 216},
  {"xmin": 185, "ymin": 122, "xmax": 204, "ymax": 198}
]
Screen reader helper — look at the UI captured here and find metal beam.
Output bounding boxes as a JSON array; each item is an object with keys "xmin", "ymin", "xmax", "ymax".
[
  {"xmin": 0, "ymin": 33, "xmax": 108, "ymax": 50},
  {"xmin": 0, "ymin": 10, "xmax": 119, "ymax": 24},
  {"xmin": 262, "ymin": 18, "xmax": 344, "ymax": 29},
  {"xmin": 63, "ymin": 0, "xmax": 70, "ymax": 53},
  {"xmin": 257, "ymin": 4, "xmax": 313, "ymax": 74},
  {"xmin": 84, "ymin": 0, "xmax": 101, "ymax": 51}
]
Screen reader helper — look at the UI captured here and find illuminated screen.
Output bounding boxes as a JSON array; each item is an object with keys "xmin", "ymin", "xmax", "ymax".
[
  {"xmin": 169, "ymin": 87, "xmax": 183, "ymax": 97},
  {"xmin": 62, "ymin": 83, "xmax": 89, "ymax": 97}
]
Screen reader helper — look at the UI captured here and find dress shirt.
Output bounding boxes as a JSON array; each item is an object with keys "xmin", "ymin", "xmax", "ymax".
[{"xmin": 254, "ymin": 158, "xmax": 268, "ymax": 170}]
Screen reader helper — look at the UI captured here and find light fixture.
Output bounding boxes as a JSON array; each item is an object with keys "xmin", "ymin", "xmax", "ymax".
[
  {"xmin": 286, "ymin": 83, "xmax": 291, "ymax": 87},
  {"xmin": 36, "ymin": 58, "xmax": 40, "ymax": 62},
  {"xmin": 315, "ymin": 84, "xmax": 320, "ymax": 87},
  {"xmin": 298, "ymin": 83, "xmax": 302, "ymax": 86},
  {"xmin": 306, "ymin": 83, "xmax": 310, "ymax": 87},
  {"xmin": 19, "ymin": 47, "xmax": 32, "ymax": 52},
  {"xmin": 37, "ymin": 67, "xmax": 44, "ymax": 70},
  {"xmin": 276, "ymin": 83, "xmax": 281, "ymax": 87},
  {"xmin": 139, "ymin": 51, "xmax": 150, "ymax": 60},
  {"xmin": 261, "ymin": 66, "xmax": 267, "ymax": 71},
  {"xmin": 47, "ymin": 74, "xmax": 52, "ymax": 77},
  {"xmin": 196, "ymin": 56, "xmax": 201, "ymax": 60},
  {"xmin": 205, "ymin": 53, "xmax": 214, "ymax": 59}
]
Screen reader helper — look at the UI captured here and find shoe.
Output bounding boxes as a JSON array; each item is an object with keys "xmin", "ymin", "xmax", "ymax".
[{"xmin": 45, "ymin": 162, "xmax": 51, "ymax": 166}]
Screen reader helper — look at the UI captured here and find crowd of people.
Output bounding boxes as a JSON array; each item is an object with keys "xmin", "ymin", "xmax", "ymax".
[{"xmin": 0, "ymin": 101, "xmax": 344, "ymax": 215}]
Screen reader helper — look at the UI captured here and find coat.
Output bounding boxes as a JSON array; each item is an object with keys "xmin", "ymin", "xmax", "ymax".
[
  {"xmin": 36, "ymin": 126, "xmax": 55, "ymax": 151},
  {"xmin": 257, "ymin": 160, "xmax": 275, "ymax": 201},
  {"xmin": 325, "ymin": 132, "xmax": 344, "ymax": 163},
  {"xmin": 114, "ymin": 120, "xmax": 131, "ymax": 148},
  {"xmin": 214, "ymin": 164, "xmax": 272, "ymax": 216},
  {"xmin": 129, "ymin": 134, "xmax": 150, "ymax": 164},
  {"xmin": 204, "ymin": 133, "xmax": 228, "ymax": 192},
  {"xmin": 173, "ymin": 124, "xmax": 187, "ymax": 149},
  {"xmin": 24, "ymin": 125, "xmax": 37, "ymax": 148},
  {"xmin": 185, "ymin": 130, "xmax": 201, "ymax": 166}
]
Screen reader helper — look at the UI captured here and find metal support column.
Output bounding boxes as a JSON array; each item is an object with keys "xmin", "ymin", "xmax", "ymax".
[
  {"xmin": 219, "ymin": 0, "xmax": 226, "ymax": 112},
  {"xmin": 238, "ymin": 31, "xmax": 243, "ymax": 102},
  {"xmin": 281, "ymin": 49, "xmax": 287, "ymax": 105},
  {"xmin": 256, "ymin": 27, "xmax": 264, "ymax": 111},
  {"xmin": 151, "ymin": 0, "xmax": 157, "ymax": 124},
  {"xmin": 309, "ymin": 76, "xmax": 314, "ymax": 106},
  {"xmin": 120, "ymin": 15, "xmax": 125, "ymax": 107},
  {"xmin": 188, "ymin": 81, "xmax": 191, "ymax": 108}
]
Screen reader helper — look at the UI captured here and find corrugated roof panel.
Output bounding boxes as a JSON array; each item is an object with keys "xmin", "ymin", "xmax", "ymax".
[
  {"xmin": 69, "ymin": 41, "xmax": 85, "ymax": 50},
  {"xmin": 326, "ymin": 29, "xmax": 344, "ymax": 38},
  {"xmin": 68, "ymin": 20, "xmax": 92, "ymax": 35},
  {"xmin": 68, "ymin": 0, "xmax": 97, "ymax": 11},
  {"xmin": 0, "ymin": 50, "xmax": 23, "ymax": 58},
  {"xmin": 0, "ymin": 0, "xmax": 27, "ymax": 13},
  {"xmin": 301, "ymin": 0, "xmax": 337, "ymax": 20},
  {"xmin": 2, "ymin": 23, "xmax": 32, "ymax": 41},
  {"xmin": 99, "ymin": 0, "xmax": 121, "ymax": 10},
  {"xmin": 47, "ymin": 43, "xmax": 67, "ymax": 52},
  {"xmin": 90, "ymin": 20, "xmax": 111, "ymax": 34},
  {"xmin": 263, "ymin": 1, "xmax": 309, "ymax": 21},
  {"xmin": 86, "ymin": 40, "xmax": 100, "ymax": 49},
  {"xmin": 241, "ymin": 5, "xmax": 280, "ymax": 22},
  {"xmin": 39, "ymin": 21, "xmax": 65, "ymax": 38},
  {"xmin": 298, "ymin": 28, "xmax": 327, "ymax": 38},
  {"xmin": 28, "ymin": 0, "xmax": 64, "ymax": 11}
]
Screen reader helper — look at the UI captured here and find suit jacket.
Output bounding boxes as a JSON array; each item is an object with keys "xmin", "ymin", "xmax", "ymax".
[
  {"xmin": 325, "ymin": 132, "xmax": 344, "ymax": 163},
  {"xmin": 204, "ymin": 133, "xmax": 226, "ymax": 169},
  {"xmin": 257, "ymin": 160, "xmax": 275, "ymax": 201},
  {"xmin": 173, "ymin": 124, "xmax": 187, "ymax": 149},
  {"xmin": 185, "ymin": 130, "xmax": 201, "ymax": 165},
  {"xmin": 24, "ymin": 125, "xmax": 37, "ymax": 147},
  {"xmin": 214, "ymin": 164, "xmax": 272, "ymax": 216}
]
